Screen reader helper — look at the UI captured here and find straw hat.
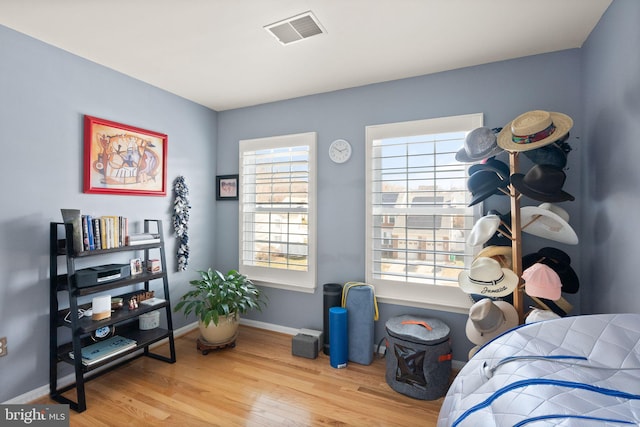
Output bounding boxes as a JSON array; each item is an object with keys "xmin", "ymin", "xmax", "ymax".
[
  {"xmin": 520, "ymin": 203, "xmax": 578, "ymax": 245},
  {"xmin": 456, "ymin": 127, "xmax": 503, "ymax": 162},
  {"xmin": 458, "ymin": 257, "xmax": 519, "ymax": 297},
  {"xmin": 534, "ymin": 297, "xmax": 570, "ymax": 317},
  {"xmin": 498, "ymin": 110, "xmax": 573, "ymax": 152},
  {"xmin": 465, "ymin": 298, "xmax": 519, "ymax": 345},
  {"xmin": 476, "ymin": 245, "xmax": 512, "ymax": 269}
]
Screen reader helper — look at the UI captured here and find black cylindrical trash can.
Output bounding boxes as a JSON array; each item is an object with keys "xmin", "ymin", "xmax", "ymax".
[{"xmin": 323, "ymin": 283, "xmax": 343, "ymax": 355}]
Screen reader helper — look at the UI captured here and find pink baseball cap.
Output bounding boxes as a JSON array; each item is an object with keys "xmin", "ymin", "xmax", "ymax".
[{"xmin": 522, "ymin": 263, "xmax": 562, "ymax": 301}]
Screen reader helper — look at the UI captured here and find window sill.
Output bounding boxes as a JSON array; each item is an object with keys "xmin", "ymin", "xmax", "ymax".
[
  {"xmin": 251, "ymin": 279, "xmax": 316, "ymax": 294},
  {"xmin": 375, "ymin": 294, "xmax": 471, "ymax": 315},
  {"xmin": 367, "ymin": 278, "xmax": 473, "ymax": 314}
]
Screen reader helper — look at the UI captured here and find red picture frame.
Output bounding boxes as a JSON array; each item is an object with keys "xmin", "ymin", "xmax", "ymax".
[{"xmin": 83, "ymin": 115, "xmax": 168, "ymax": 196}]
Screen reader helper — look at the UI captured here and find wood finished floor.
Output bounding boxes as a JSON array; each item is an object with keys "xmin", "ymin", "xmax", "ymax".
[{"xmin": 35, "ymin": 326, "xmax": 446, "ymax": 426}]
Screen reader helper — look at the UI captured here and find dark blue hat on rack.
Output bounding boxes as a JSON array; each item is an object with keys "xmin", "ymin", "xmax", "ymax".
[
  {"xmin": 468, "ymin": 158, "xmax": 510, "ymax": 180},
  {"xmin": 456, "ymin": 127, "xmax": 503, "ymax": 162},
  {"xmin": 523, "ymin": 133, "xmax": 572, "ymax": 169},
  {"xmin": 467, "ymin": 169, "xmax": 509, "ymax": 206},
  {"xmin": 466, "ymin": 159, "xmax": 510, "ymax": 207}
]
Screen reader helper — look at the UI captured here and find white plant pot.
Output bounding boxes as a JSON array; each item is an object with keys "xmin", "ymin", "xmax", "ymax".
[{"xmin": 198, "ymin": 312, "xmax": 239, "ymax": 345}]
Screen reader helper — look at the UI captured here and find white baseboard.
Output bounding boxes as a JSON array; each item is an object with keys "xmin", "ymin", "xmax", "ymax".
[
  {"xmin": 4, "ymin": 320, "xmax": 464, "ymax": 404},
  {"xmin": 3, "ymin": 385, "xmax": 50, "ymax": 405},
  {"xmin": 239, "ymin": 318, "xmax": 299, "ymax": 335}
]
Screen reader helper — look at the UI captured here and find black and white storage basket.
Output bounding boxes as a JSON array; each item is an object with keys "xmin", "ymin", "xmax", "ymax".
[{"xmin": 385, "ymin": 315, "xmax": 452, "ymax": 400}]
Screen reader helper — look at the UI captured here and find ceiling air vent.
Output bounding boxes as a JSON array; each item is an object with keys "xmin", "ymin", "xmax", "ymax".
[{"xmin": 264, "ymin": 11, "xmax": 325, "ymax": 45}]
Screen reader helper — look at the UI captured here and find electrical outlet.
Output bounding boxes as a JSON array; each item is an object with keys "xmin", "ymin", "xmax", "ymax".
[{"xmin": 0, "ymin": 337, "xmax": 6, "ymax": 357}]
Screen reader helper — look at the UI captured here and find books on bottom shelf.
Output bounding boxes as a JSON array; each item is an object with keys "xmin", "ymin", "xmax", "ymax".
[{"xmin": 69, "ymin": 336, "xmax": 137, "ymax": 366}]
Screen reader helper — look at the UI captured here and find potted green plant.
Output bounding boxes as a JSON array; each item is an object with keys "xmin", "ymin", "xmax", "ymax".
[{"xmin": 174, "ymin": 268, "xmax": 266, "ymax": 344}]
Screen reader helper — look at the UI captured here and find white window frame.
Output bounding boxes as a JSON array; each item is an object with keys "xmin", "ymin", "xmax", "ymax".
[
  {"xmin": 238, "ymin": 132, "xmax": 317, "ymax": 293},
  {"xmin": 365, "ymin": 114, "xmax": 483, "ymax": 313}
]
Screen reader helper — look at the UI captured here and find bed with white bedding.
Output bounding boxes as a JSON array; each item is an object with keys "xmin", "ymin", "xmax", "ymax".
[{"xmin": 438, "ymin": 313, "xmax": 640, "ymax": 427}]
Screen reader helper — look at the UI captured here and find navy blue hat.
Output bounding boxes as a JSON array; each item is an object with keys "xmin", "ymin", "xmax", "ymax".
[
  {"xmin": 467, "ymin": 170, "xmax": 509, "ymax": 206},
  {"xmin": 467, "ymin": 159, "xmax": 509, "ymax": 207},
  {"xmin": 523, "ymin": 133, "xmax": 572, "ymax": 169},
  {"xmin": 468, "ymin": 158, "xmax": 510, "ymax": 180}
]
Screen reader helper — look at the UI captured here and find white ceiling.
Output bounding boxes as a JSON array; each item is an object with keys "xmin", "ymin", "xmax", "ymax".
[{"xmin": 0, "ymin": 0, "xmax": 612, "ymax": 111}]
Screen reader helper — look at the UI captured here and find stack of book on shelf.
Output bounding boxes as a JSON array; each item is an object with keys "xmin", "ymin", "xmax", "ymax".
[
  {"xmin": 61, "ymin": 209, "xmax": 130, "ymax": 252},
  {"xmin": 140, "ymin": 297, "xmax": 166, "ymax": 306},
  {"xmin": 69, "ymin": 336, "xmax": 137, "ymax": 366},
  {"xmin": 127, "ymin": 233, "xmax": 161, "ymax": 246},
  {"xmin": 83, "ymin": 215, "xmax": 128, "ymax": 251}
]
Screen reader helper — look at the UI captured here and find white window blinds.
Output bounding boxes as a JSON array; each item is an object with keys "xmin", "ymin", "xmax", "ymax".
[
  {"xmin": 366, "ymin": 114, "xmax": 482, "ymax": 312},
  {"xmin": 239, "ymin": 132, "xmax": 317, "ymax": 292}
]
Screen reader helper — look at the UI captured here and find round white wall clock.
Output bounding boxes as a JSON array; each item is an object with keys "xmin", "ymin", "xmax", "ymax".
[{"xmin": 329, "ymin": 139, "xmax": 352, "ymax": 164}]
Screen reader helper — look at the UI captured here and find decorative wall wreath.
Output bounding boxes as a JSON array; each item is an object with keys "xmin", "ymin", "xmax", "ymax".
[{"xmin": 172, "ymin": 176, "xmax": 190, "ymax": 271}]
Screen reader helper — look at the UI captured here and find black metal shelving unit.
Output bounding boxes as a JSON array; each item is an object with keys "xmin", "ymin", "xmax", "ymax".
[{"xmin": 49, "ymin": 219, "xmax": 176, "ymax": 412}]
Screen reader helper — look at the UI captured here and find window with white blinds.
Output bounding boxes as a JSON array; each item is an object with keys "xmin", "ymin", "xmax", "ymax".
[
  {"xmin": 365, "ymin": 114, "xmax": 482, "ymax": 313},
  {"xmin": 239, "ymin": 132, "xmax": 317, "ymax": 292}
]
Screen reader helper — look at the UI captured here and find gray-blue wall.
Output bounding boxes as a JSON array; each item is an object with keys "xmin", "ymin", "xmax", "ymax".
[
  {"xmin": 217, "ymin": 49, "xmax": 584, "ymax": 362},
  {"xmin": 2, "ymin": 0, "xmax": 637, "ymax": 405},
  {"xmin": 581, "ymin": 0, "xmax": 640, "ymax": 313},
  {"xmin": 0, "ymin": 25, "xmax": 217, "ymax": 402}
]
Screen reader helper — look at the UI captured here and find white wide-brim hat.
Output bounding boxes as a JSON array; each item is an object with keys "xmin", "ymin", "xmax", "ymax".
[
  {"xmin": 520, "ymin": 203, "xmax": 578, "ymax": 245},
  {"xmin": 467, "ymin": 215, "xmax": 502, "ymax": 247},
  {"xmin": 458, "ymin": 257, "xmax": 519, "ymax": 298},
  {"xmin": 498, "ymin": 110, "xmax": 573, "ymax": 152},
  {"xmin": 465, "ymin": 298, "xmax": 519, "ymax": 345}
]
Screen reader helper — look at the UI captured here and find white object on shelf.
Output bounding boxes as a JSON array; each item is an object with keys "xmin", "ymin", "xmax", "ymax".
[{"xmin": 139, "ymin": 310, "xmax": 160, "ymax": 330}]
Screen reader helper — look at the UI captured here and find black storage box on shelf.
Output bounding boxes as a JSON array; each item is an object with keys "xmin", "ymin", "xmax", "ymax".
[
  {"xmin": 385, "ymin": 314, "xmax": 452, "ymax": 400},
  {"xmin": 75, "ymin": 263, "xmax": 131, "ymax": 288}
]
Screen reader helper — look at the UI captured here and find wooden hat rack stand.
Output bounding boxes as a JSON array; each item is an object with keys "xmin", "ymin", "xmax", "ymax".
[{"xmin": 464, "ymin": 112, "xmax": 576, "ymax": 324}]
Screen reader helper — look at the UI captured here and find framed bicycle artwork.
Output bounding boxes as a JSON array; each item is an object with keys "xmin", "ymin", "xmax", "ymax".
[{"xmin": 83, "ymin": 115, "xmax": 168, "ymax": 196}]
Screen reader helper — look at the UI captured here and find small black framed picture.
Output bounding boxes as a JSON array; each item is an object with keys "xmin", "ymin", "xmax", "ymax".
[{"xmin": 216, "ymin": 174, "xmax": 239, "ymax": 200}]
